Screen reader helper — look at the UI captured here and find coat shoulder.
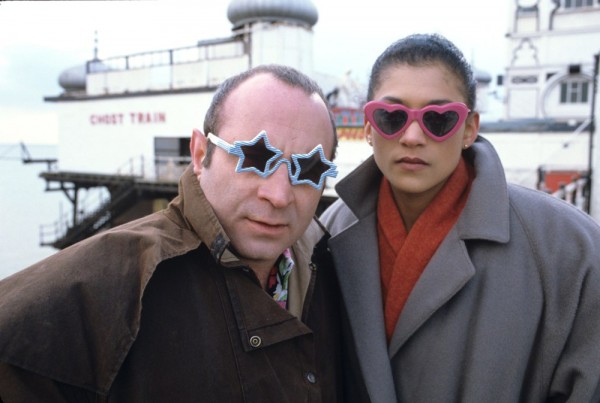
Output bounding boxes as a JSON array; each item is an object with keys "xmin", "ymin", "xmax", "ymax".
[
  {"xmin": 320, "ymin": 198, "xmax": 357, "ymax": 236},
  {"xmin": 507, "ymin": 183, "xmax": 600, "ymax": 236},
  {"xmin": 0, "ymin": 211, "xmax": 200, "ymax": 394}
]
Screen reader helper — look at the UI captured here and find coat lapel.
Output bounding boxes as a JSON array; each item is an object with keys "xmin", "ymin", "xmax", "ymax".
[
  {"xmin": 325, "ymin": 138, "xmax": 511, "ymax": 398},
  {"xmin": 388, "ymin": 227, "xmax": 476, "ymax": 356},
  {"xmin": 387, "ymin": 137, "xmax": 510, "ymax": 356},
  {"xmin": 329, "ymin": 214, "xmax": 398, "ymax": 403}
]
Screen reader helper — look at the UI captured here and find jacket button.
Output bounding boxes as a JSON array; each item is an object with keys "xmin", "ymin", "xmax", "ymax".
[
  {"xmin": 249, "ymin": 335, "xmax": 262, "ymax": 348},
  {"xmin": 305, "ymin": 372, "xmax": 316, "ymax": 384}
]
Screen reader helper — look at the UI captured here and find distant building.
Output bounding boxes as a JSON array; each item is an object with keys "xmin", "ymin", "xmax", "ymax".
[
  {"xmin": 38, "ymin": 0, "xmax": 600, "ymax": 247},
  {"xmin": 504, "ymin": 0, "xmax": 599, "ymax": 122},
  {"xmin": 480, "ymin": 0, "xmax": 599, "ymax": 214},
  {"xmin": 41, "ymin": 0, "xmax": 347, "ymax": 248},
  {"xmin": 48, "ymin": 0, "xmax": 323, "ymax": 177}
]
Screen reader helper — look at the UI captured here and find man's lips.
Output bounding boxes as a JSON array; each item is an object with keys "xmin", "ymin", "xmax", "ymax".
[{"xmin": 247, "ymin": 217, "xmax": 287, "ymax": 232}]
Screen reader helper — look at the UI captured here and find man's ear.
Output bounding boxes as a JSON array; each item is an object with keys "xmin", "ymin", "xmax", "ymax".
[{"xmin": 190, "ymin": 129, "xmax": 208, "ymax": 176}]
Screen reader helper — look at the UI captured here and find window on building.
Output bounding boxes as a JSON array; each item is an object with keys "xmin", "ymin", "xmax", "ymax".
[
  {"xmin": 559, "ymin": 79, "xmax": 590, "ymax": 103},
  {"xmin": 154, "ymin": 137, "xmax": 191, "ymax": 180},
  {"xmin": 562, "ymin": 0, "xmax": 594, "ymax": 9}
]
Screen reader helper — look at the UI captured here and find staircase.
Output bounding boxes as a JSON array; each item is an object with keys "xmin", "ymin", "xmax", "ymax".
[{"xmin": 51, "ymin": 183, "xmax": 138, "ymax": 249}]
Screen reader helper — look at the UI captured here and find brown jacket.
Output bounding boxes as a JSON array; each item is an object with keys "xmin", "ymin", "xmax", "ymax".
[{"xmin": 0, "ymin": 165, "xmax": 343, "ymax": 402}]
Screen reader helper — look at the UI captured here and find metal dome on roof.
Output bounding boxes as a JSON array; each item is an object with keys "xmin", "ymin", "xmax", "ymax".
[
  {"xmin": 474, "ymin": 68, "xmax": 492, "ymax": 84},
  {"xmin": 227, "ymin": 0, "xmax": 318, "ymax": 29},
  {"xmin": 58, "ymin": 64, "xmax": 87, "ymax": 92}
]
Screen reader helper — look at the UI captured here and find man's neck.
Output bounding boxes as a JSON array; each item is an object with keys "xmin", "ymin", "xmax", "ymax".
[
  {"xmin": 252, "ymin": 265, "xmax": 273, "ymax": 290},
  {"xmin": 242, "ymin": 259, "xmax": 277, "ymax": 290}
]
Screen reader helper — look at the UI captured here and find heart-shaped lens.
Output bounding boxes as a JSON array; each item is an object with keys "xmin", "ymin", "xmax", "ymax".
[
  {"xmin": 373, "ymin": 109, "xmax": 408, "ymax": 135},
  {"xmin": 423, "ymin": 111, "xmax": 460, "ymax": 137}
]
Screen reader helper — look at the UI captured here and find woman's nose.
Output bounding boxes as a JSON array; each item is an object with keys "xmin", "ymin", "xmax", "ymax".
[{"xmin": 398, "ymin": 119, "xmax": 427, "ymax": 145}]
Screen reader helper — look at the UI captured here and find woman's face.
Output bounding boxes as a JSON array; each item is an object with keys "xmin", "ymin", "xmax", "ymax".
[{"xmin": 366, "ymin": 62, "xmax": 479, "ymax": 207}]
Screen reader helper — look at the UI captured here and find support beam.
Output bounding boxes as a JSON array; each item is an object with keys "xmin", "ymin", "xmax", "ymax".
[{"xmin": 589, "ymin": 53, "xmax": 599, "ymax": 220}]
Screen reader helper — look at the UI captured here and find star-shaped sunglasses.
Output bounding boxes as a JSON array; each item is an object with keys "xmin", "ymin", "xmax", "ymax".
[
  {"xmin": 364, "ymin": 101, "xmax": 470, "ymax": 142},
  {"xmin": 206, "ymin": 131, "xmax": 338, "ymax": 190}
]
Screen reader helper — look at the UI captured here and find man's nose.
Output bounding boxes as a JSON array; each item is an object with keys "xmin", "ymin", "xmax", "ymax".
[{"xmin": 257, "ymin": 163, "xmax": 295, "ymax": 208}]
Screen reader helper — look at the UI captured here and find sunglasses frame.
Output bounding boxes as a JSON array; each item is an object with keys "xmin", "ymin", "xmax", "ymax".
[
  {"xmin": 206, "ymin": 131, "xmax": 338, "ymax": 190},
  {"xmin": 364, "ymin": 101, "xmax": 471, "ymax": 142}
]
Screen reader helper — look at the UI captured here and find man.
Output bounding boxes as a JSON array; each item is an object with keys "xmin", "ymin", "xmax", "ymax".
[{"xmin": 0, "ymin": 65, "xmax": 342, "ymax": 402}]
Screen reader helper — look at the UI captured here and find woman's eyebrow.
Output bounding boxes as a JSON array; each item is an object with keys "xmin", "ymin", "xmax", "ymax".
[
  {"xmin": 378, "ymin": 96, "xmax": 455, "ymax": 106},
  {"xmin": 380, "ymin": 96, "xmax": 404, "ymax": 104}
]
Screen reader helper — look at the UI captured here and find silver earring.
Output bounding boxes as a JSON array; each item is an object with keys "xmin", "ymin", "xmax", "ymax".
[{"xmin": 463, "ymin": 144, "xmax": 469, "ymax": 149}]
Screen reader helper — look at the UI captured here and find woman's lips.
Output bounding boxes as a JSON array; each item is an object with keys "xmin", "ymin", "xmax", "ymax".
[{"xmin": 397, "ymin": 157, "xmax": 428, "ymax": 171}]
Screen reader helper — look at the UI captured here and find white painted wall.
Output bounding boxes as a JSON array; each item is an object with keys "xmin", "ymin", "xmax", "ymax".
[
  {"xmin": 55, "ymin": 92, "xmax": 213, "ymax": 175},
  {"xmin": 250, "ymin": 22, "xmax": 314, "ymax": 75}
]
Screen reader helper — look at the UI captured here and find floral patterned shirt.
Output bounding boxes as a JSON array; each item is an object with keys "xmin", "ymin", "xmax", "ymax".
[{"xmin": 266, "ymin": 248, "xmax": 295, "ymax": 309}]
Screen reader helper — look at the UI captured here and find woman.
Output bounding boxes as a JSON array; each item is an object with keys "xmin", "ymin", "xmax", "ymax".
[{"xmin": 321, "ymin": 34, "xmax": 600, "ymax": 402}]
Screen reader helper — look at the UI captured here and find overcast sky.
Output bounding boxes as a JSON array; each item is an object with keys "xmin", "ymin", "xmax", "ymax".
[{"xmin": 0, "ymin": 0, "xmax": 511, "ymax": 144}]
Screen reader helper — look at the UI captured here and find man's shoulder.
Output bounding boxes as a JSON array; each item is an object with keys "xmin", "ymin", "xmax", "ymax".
[
  {"xmin": 0, "ymin": 210, "xmax": 200, "ymax": 331},
  {"xmin": 0, "ymin": 210, "xmax": 202, "ymax": 394}
]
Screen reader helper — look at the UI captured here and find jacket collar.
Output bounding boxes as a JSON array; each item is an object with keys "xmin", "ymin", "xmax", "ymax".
[
  {"xmin": 335, "ymin": 136, "xmax": 510, "ymax": 243},
  {"xmin": 167, "ymin": 164, "xmax": 241, "ymax": 267},
  {"xmin": 170, "ymin": 165, "xmax": 325, "ymax": 319},
  {"xmin": 329, "ymin": 136, "xmax": 511, "ymax": 401},
  {"xmin": 456, "ymin": 137, "xmax": 511, "ymax": 243},
  {"xmin": 172, "ymin": 165, "xmax": 323, "ymax": 348}
]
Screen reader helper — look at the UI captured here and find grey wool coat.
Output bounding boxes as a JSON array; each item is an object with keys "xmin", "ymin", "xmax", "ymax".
[{"xmin": 321, "ymin": 136, "xmax": 600, "ymax": 403}]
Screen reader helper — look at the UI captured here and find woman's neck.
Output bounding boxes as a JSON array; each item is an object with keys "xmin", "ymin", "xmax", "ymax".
[{"xmin": 391, "ymin": 181, "xmax": 447, "ymax": 232}]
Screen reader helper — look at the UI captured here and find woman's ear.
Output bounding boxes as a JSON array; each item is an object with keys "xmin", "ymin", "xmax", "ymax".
[
  {"xmin": 190, "ymin": 129, "xmax": 208, "ymax": 176},
  {"xmin": 463, "ymin": 111, "xmax": 480, "ymax": 147},
  {"xmin": 364, "ymin": 122, "xmax": 374, "ymax": 146}
]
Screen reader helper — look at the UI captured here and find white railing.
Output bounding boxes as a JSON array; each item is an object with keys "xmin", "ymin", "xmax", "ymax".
[
  {"xmin": 114, "ymin": 154, "xmax": 192, "ymax": 181},
  {"xmin": 87, "ymin": 37, "xmax": 245, "ymax": 74},
  {"xmin": 551, "ymin": 177, "xmax": 589, "ymax": 211}
]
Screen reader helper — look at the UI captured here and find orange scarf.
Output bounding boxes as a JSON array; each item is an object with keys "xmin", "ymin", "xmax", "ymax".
[{"xmin": 377, "ymin": 157, "xmax": 474, "ymax": 341}]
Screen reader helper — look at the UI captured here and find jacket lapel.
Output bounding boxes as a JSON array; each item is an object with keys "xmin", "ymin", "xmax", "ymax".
[
  {"xmin": 387, "ymin": 137, "xmax": 510, "ymax": 356},
  {"xmin": 329, "ymin": 215, "xmax": 398, "ymax": 403},
  {"xmin": 325, "ymin": 138, "xmax": 511, "ymax": 398},
  {"xmin": 388, "ymin": 227, "xmax": 476, "ymax": 356}
]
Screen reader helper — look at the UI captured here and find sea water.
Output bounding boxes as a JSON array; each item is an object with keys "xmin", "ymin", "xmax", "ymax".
[{"xmin": 0, "ymin": 143, "xmax": 63, "ymax": 279}]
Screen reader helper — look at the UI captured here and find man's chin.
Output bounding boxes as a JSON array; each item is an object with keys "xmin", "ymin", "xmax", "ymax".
[{"xmin": 236, "ymin": 243, "xmax": 288, "ymax": 266}]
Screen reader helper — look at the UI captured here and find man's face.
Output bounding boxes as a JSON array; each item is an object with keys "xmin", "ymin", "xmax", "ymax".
[{"xmin": 192, "ymin": 74, "xmax": 334, "ymax": 271}]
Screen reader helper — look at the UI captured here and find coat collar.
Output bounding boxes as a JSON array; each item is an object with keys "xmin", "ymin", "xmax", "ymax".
[
  {"xmin": 170, "ymin": 164, "xmax": 240, "ymax": 267},
  {"xmin": 329, "ymin": 136, "xmax": 511, "ymax": 401},
  {"xmin": 335, "ymin": 136, "xmax": 510, "ymax": 243},
  {"xmin": 173, "ymin": 165, "xmax": 325, "ymax": 318}
]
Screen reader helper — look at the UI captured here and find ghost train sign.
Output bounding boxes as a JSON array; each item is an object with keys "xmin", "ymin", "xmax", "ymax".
[{"xmin": 89, "ymin": 112, "xmax": 167, "ymax": 125}]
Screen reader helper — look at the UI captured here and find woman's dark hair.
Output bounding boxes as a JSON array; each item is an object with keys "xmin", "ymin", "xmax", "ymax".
[{"xmin": 367, "ymin": 33, "xmax": 477, "ymax": 110}]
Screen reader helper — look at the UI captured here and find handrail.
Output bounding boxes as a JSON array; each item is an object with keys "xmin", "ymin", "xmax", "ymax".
[
  {"xmin": 551, "ymin": 176, "xmax": 589, "ymax": 211},
  {"xmin": 86, "ymin": 36, "xmax": 244, "ymax": 74}
]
